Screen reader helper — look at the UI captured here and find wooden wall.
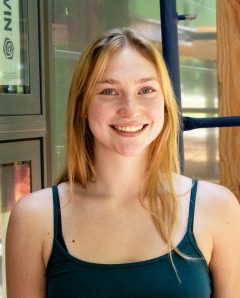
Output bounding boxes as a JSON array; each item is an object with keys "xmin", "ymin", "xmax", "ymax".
[{"xmin": 217, "ymin": 0, "xmax": 240, "ymax": 200}]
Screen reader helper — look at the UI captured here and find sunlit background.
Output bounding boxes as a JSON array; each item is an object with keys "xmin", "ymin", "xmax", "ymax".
[
  {"xmin": 0, "ymin": 1, "xmax": 218, "ymax": 297},
  {"xmin": 50, "ymin": 0, "xmax": 218, "ymax": 182}
]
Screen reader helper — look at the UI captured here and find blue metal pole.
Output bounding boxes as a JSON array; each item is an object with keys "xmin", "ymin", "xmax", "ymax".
[{"xmin": 159, "ymin": 0, "xmax": 184, "ymax": 172}]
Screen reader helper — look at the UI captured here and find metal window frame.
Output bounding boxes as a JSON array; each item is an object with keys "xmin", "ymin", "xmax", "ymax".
[
  {"xmin": 0, "ymin": 138, "xmax": 43, "ymax": 191},
  {"xmin": 0, "ymin": 0, "xmax": 49, "ymax": 188},
  {"xmin": 0, "ymin": 0, "xmax": 41, "ymax": 115},
  {"xmin": 159, "ymin": 0, "xmax": 240, "ymax": 172}
]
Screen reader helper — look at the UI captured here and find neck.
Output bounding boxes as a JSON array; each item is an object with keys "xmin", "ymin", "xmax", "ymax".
[{"xmin": 87, "ymin": 146, "xmax": 149, "ymax": 206}]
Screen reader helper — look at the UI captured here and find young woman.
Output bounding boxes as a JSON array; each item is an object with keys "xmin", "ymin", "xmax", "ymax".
[{"xmin": 6, "ymin": 28, "xmax": 240, "ymax": 297}]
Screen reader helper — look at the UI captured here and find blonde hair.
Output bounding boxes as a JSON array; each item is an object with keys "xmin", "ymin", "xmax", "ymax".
[{"xmin": 57, "ymin": 28, "xmax": 185, "ymax": 267}]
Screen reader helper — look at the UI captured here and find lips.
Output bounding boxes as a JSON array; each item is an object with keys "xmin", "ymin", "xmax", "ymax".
[
  {"xmin": 110, "ymin": 124, "xmax": 148, "ymax": 135},
  {"xmin": 111, "ymin": 125, "xmax": 144, "ymax": 132}
]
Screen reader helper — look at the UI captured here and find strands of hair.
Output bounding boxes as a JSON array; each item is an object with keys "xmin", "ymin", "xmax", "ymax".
[{"xmin": 56, "ymin": 28, "xmax": 195, "ymax": 280}]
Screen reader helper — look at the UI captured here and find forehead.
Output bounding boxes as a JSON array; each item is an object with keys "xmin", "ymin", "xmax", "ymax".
[{"xmin": 101, "ymin": 46, "xmax": 158, "ymax": 79}]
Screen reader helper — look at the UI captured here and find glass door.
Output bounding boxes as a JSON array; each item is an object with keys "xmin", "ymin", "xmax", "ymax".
[
  {"xmin": 0, "ymin": 139, "xmax": 42, "ymax": 297},
  {"xmin": 177, "ymin": 0, "xmax": 218, "ymax": 181},
  {"xmin": 50, "ymin": 0, "xmax": 162, "ymax": 180},
  {"xmin": 0, "ymin": 0, "xmax": 41, "ymax": 115}
]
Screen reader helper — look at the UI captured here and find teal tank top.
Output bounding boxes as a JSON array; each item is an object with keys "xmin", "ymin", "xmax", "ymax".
[{"xmin": 47, "ymin": 179, "xmax": 212, "ymax": 297}]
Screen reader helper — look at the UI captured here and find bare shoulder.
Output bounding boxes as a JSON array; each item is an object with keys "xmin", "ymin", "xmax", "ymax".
[
  {"xmin": 9, "ymin": 187, "xmax": 53, "ymax": 226},
  {"xmin": 174, "ymin": 173, "xmax": 239, "ymax": 208},
  {"xmin": 175, "ymin": 174, "xmax": 240, "ymax": 232},
  {"xmin": 6, "ymin": 187, "xmax": 54, "ymax": 296},
  {"xmin": 195, "ymin": 181, "xmax": 240, "ymax": 296},
  {"xmin": 194, "ymin": 179, "xmax": 240, "ymax": 240},
  {"xmin": 197, "ymin": 179, "xmax": 240, "ymax": 211},
  {"xmin": 7, "ymin": 187, "xmax": 55, "ymax": 252}
]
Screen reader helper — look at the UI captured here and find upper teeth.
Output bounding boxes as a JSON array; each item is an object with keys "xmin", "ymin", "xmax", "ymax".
[{"xmin": 113, "ymin": 125, "xmax": 144, "ymax": 132}]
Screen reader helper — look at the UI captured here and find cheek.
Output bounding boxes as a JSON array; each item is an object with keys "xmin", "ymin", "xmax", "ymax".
[
  {"xmin": 87, "ymin": 101, "xmax": 111, "ymax": 137},
  {"xmin": 88, "ymin": 100, "xmax": 112, "ymax": 122},
  {"xmin": 88, "ymin": 102, "xmax": 103, "ymax": 124},
  {"xmin": 150, "ymin": 100, "xmax": 165, "ymax": 123}
]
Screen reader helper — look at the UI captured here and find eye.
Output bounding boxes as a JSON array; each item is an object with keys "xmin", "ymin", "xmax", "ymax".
[
  {"xmin": 139, "ymin": 87, "xmax": 155, "ymax": 94},
  {"xmin": 100, "ymin": 88, "xmax": 118, "ymax": 95}
]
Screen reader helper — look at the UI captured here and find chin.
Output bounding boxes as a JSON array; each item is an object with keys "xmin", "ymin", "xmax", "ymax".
[
  {"xmin": 118, "ymin": 152, "xmax": 141, "ymax": 157},
  {"xmin": 115, "ymin": 146, "xmax": 148, "ymax": 157}
]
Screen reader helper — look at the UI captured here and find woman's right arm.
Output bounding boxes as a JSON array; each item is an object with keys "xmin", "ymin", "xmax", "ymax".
[{"xmin": 6, "ymin": 192, "xmax": 48, "ymax": 298}]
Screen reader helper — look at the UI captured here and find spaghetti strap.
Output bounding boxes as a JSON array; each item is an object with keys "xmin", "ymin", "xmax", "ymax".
[
  {"xmin": 51, "ymin": 185, "xmax": 68, "ymax": 250},
  {"xmin": 187, "ymin": 179, "xmax": 198, "ymax": 234},
  {"xmin": 52, "ymin": 186, "xmax": 60, "ymax": 239}
]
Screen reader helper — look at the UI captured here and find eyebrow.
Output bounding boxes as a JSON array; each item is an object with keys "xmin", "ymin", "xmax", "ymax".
[{"xmin": 96, "ymin": 77, "xmax": 159, "ymax": 84}]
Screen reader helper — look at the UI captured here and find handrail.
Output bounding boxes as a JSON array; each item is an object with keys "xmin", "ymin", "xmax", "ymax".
[{"xmin": 183, "ymin": 116, "xmax": 240, "ymax": 131}]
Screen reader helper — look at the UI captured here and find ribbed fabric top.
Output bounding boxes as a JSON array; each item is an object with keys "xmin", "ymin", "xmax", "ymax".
[{"xmin": 46, "ymin": 179, "xmax": 212, "ymax": 297}]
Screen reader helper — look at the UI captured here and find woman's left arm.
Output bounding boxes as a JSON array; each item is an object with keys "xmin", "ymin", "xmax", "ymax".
[{"xmin": 209, "ymin": 186, "xmax": 240, "ymax": 298}]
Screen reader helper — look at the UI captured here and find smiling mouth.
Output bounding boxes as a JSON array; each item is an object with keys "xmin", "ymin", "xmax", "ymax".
[{"xmin": 110, "ymin": 124, "xmax": 148, "ymax": 133}]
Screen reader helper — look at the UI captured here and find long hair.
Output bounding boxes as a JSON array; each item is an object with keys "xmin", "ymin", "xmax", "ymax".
[{"xmin": 56, "ymin": 28, "xmax": 184, "ymax": 265}]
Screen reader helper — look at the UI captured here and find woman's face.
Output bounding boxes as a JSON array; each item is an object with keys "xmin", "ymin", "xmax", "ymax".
[{"xmin": 87, "ymin": 46, "xmax": 165, "ymax": 157}]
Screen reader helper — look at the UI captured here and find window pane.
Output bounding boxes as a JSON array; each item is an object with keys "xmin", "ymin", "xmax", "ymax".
[
  {"xmin": 0, "ymin": 0, "xmax": 30, "ymax": 94},
  {"xmin": 177, "ymin": 0, "xmax": 218, "ymax": 182},
  {"xmin": 184, "ymin": 126, "xmax": 219, "ymax": 180},
  {"xmin": 50, "ymin": 0, "xmax": 161, "ymax": 181},
  {"xmin": 0, "ymin": 161, "xmax": 31, "ymax": 297}
]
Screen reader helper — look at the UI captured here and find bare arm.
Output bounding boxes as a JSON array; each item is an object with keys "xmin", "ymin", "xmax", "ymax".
[
  {"xmin": 6, "ymin": 193, "xmax": 48, "ymax": 298},
  {"xmin": 209, "ymin": 187, "xmax": 240, "ymax": 297}
]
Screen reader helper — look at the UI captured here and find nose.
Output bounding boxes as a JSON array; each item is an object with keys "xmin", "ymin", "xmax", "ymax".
[{"xmin": 117, "ymin": 96, "xmax": 141, "ymax": 118}]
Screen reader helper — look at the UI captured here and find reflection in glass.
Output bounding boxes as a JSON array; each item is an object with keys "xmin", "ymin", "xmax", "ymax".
[
  {"xmin": 0, "ymin": 161, "xmax": 31, "ymax": 297},
  {"xmin": 184, "ymin": 121, "xmax": 219, "ymax": 181},
  {"xmin": 0, "ymin": 0, "xmax": 30, "ymax": 94},
  {"xmin": 177, "ymin": 0, "xmax": 218, "ymax": 182},
  {"xmin": 50, "ymin": 0, "xmax": 161, "ymax": 181},
  {"xmin": 50, "ymin": 0, "xmax": 219, "ymax": 183}
]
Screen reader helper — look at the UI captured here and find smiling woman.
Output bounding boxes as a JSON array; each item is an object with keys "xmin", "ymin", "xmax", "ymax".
[
  {"xmin": 5, "ymin": 28, "xmax": 240, "ymax": 298},
  {"xmin": 87, "ymin": 46, "xmax": 165, "ymax": 156}
]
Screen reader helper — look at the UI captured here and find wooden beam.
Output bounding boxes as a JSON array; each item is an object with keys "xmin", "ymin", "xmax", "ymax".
[{"xmin": 217, "ymin": 0, "xmax": 240, "ymax": 200}]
